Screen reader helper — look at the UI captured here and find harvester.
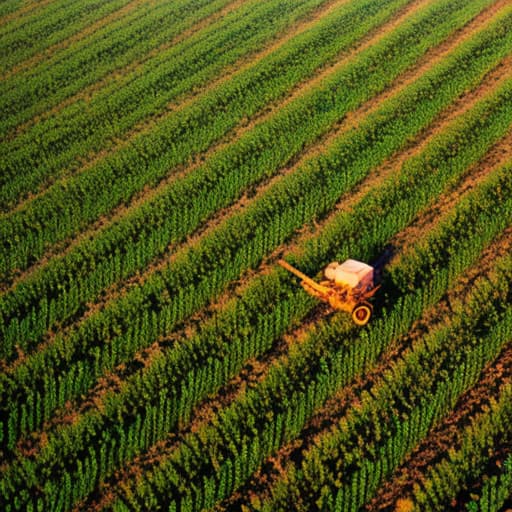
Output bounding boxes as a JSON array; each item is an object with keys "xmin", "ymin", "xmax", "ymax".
[{"xmin": 278, "ymin": 258, "xmax": 382, "ymax": 326}]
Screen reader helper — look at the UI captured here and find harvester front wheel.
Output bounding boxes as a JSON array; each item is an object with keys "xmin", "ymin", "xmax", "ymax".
[{"xmin": 352, "ymin": 302, "xmax": 372, "ymax": 326}]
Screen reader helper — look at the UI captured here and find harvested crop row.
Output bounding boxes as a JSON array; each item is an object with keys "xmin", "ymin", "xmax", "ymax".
[{"xmin": 2, "ymin": 2, "xmax": 509, "ymax": 364}]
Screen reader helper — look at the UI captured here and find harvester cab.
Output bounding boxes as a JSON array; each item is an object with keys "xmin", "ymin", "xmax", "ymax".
[{"xmin": 278, "ymin": 258, "xmax": 381, "ymax": 326}]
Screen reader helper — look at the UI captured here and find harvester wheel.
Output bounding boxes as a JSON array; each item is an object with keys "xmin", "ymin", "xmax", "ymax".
[{"xmin": 352, "ymin": 302, "xmax": 372, "ymax": 326}]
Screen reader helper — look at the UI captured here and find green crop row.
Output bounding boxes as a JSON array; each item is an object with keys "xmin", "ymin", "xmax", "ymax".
[
  {"xmin": 409, "ymin": 387, "xmax": 512, "ymax": 511},
  {"xmin": 0, "ymin": 0, "xmax": 331, "ymax": 172},
  {"xmin": 1, "ymin": 44, "xmax": 511, "ymax": 458},
  {"xmin": 0, "ymin": 0, "xmax": 408, "ymax": 216},
  {"xmin": 462, "ymin": 455, "xmax": 512, "ymax": 512},
  {"xmin": 1, "ymin": 92, "xmax": 511, "ymax": 512},
  {"xmin": 262, "ymin": 268, "xmax": 512, "ymax": 512},
  {"xmin": 0, "ymin": 0, "xmax": 255, "ymax": 137},
  {"xmin": 2, "ymin": 147, "xmax": 510, "ymax": 512},
  {"xmin": 1, "ymin": 0, "xmax": 507, "ymax": 362},
  {"xmin": 0, "ymin": 0, "xmax": 23, "ymax": 18},
  {"xmin": 0, "ymin": 0, "xmax": 136, "ymax": 71},
  {"xmin": 0, "ymin": 0, "xmax": 442, "ymax": 343}
]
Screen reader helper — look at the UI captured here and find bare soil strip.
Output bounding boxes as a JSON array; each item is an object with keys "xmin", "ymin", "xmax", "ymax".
[
  {"xmin": 16, "ymin": 66, "xmax": 506, "ymax": 462},
  {"xmin": 1, "ymin": 0, "xmax": 426, "ymax": 289},
  {"xmin": 6, "ymin": 0, "xmax": 250, "ymax": 140},
  {"xmin": 3, "ymin": 0, "xmax": 150, "ymax": 80},
  {"xmin": 7, "ymin": 0, "xmax": 346, "ymax": 146},
  {"xmin": 4, "ymin": 0, "xmax": 498, "ymax": 296},
  {"xmin": 224, "ymin": 227, "xmax": 512, "ymax": 510},
  {"xmin": 12, "ymin": 112, "xmax": 511, "ymax": 512},
  {"xmin": 0, "ymin": 0, "xmax": 54, "ymax": 25},
  {"xmin": 5, "ymin": 16, "xmax": 511, "ymax": 384},
  {"xmin": 70, "ymin": 38, "xmax": 512, "ymax": 320},
  {"xmin": 77, "ymin": 325, "xmax": 302, "ymax": 511},
  {"xmin": 366, "ymin": 340, "xmax": 512, "ymax": 511},
  {"xmin": 85, "ymin": 187, "xmax": 512, "ymax": 512}
]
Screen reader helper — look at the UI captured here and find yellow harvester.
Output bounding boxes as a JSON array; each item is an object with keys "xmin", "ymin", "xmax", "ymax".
[{"xmin": 278, "ymin": 258, "xmax": 381, "ymax": 326}]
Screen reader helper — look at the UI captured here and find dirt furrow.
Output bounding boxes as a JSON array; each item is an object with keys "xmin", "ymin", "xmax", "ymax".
[
  {"xmin": 5, "ymin": 13, "xmax": 511, "ymax": 382},
  {"xmin": 7, "ymin": 0, "xmax": 432, "ymax": 214},
  {"xmin": 2, "ymin": 0, "xmax": 425, "ymax": 289},
  {"xmin": 391, "ymin": 130, "xmax": 512, "ymax": 256},
  {"xmin": 13, "ymin": 112, "xmax": 511, "ymax": 509},
  {"xmin": 0, "ymin": 0, "xmax": 54, "ymax": 25},
  {"xmin": 65, "ymin": 141, "xmax": 512, "ymax": 512},
  {"xmin": 5, "ymin": 0, "xmax": 249, "ymax": 142},
  {"xmin": 7, "ymin": 0, "xmax": 346, "ymax": 143},
  {"xmin": 76, "ymin": 43, "xmax": 512, "ymax": 318},
  {"xmin": 4, "ymin": 35, "xmax": 511, "ymax": 389},
  {"xmin": 2, "ymin": 0, "xmax": 150, "ymax": 80},
  {"xmin": 291, "ymin": 56, "xmax": 512, "ymax": 264},
  {"xmin": 222, "ymin": 227, "xmax": 512, "ymax": 510},
  {"xmin": 77, "ymin": 332, "xmax": 301, "ymax": 511},
  {"xmin": 366, "ymin": 340, "xmax": 512, "ymax": 512}
]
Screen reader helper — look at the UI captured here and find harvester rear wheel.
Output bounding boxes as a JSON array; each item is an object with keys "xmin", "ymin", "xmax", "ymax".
[{"xmin": 352, "ymin": 302, "xmax": 372, "ymax": 326}]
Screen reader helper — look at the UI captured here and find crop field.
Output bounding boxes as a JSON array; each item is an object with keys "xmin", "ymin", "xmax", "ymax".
[{"xmin": 1, "ymin": 0, "xmax": 512, "ymax": 510}]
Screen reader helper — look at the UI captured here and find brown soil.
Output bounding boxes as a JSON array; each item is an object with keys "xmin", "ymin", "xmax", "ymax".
[
  {"xmin": 366, "ymin": 341, "xmax": 512, "ymax": 511},
  {"xmin": 2, "ymin": 0, "xmax": 144, "ymax": 80},
  {"xmin": 0, "ymin": 0, "xmax": 427, "ymax": 290},
  {"xmin": 75, "ymin": 319, "xmax": 313, "ymax": 512},
  {"xmin": 5, "ymin": 0, "xmax": 499, "ymax": 299},
  {"xmin": 8, "ymin": 88, "xmax": 511, "ymax": 511},
  {"xmin": 0, "ymin": 0, "xmax": 55, "ymax": 25},
  {"xmin": 224, "ymin": 229, "xmax": 512, "ymax": 511},
  {"xmin": 390, "ymin": 129, "xmax": 512, "ymax": 258},
  {"xmin": 58, "ymin": 140, "xmax": 512, "ymax": 512},
  {"xmin": 5, "ymin": 0, "xmax": 249, "ymax": 140},
  {"xmin": 4, "ymin": 3, "xmax": 510, "ymax": 389},
  {"xmin": 1, "ymin": 0, "xmax": 362, "ymax": 285},
  {"xmin": 5, "ymin": 0, "xmax": 429, "ymax": 224}
]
